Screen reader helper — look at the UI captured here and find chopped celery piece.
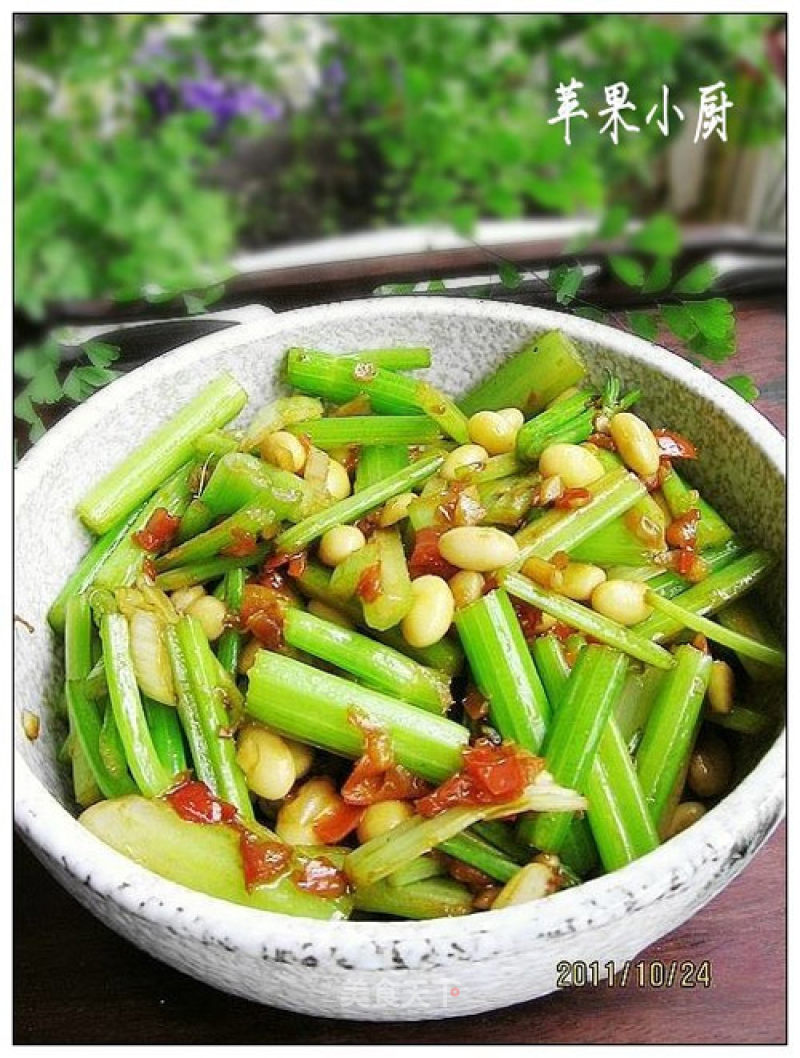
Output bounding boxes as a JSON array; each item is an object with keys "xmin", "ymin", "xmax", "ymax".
[
  {"xmin": 78, "ymin": 374, "xmax": 246, "ymax": 534},
  {"xmin": 246, "ymin": 651, "xmax": 468, "ymax": 784},
  {"xmin": 81, "ymin": 796, "xmax": 351, "ymax": 920},
  {"xmin": 459, "ymin": 331, "xmax": 586, "ymax": 417}
]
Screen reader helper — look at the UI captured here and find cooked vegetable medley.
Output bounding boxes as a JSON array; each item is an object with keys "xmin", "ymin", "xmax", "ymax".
[{"xmin": 49, "ymin": 332, "xmax": 784, "ymax": 921}]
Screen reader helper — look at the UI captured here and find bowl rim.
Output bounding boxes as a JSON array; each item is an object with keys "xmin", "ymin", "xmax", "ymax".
[{"xmin": 14, "ymin": 295, "xmax": 786, "ymax": 971}]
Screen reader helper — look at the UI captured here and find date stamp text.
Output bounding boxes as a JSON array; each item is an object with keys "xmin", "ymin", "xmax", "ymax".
[{"xmin": 556, "ymin": 959, "xmax": 713, "ymax": 989}]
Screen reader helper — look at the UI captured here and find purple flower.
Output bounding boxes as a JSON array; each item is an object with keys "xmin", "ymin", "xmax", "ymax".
[
  {"xmin": 143, "ymin": 80, "xmax": 176, "ymax": 119},
  {"xmin": 179, "ymin": 76, "xmax": 283, "ymax": 129},
  {"xmin": 323, "ymin": 59, "xmax": 347, "ymax": 89},
  {"xmin": 230, "ymin": 85, "xmax": 284, "ymax": 122}
]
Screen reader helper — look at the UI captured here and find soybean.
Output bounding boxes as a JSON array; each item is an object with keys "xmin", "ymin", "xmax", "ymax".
[
  {"xmin": 666, "ymin": 801, "xmax": 707, "ymax": 838},
  {"xmin": 319, "ymin": 524, "xmax": 366, "ymax": 567},
  {"xmin": 325, "ymin": 458, "xmax": 352, "ymax": 501},
  {"xmin": 236, "ymin": 725, "xmax": 296, "ymax": 800},
  {"xmin": 687, "ymin": 731, "xmax": 732, "ymax": 799},
  {"xmin": 591, "ymin": 579, "xmax": 652, "ymax": 626},
  {"xmin": 401, "ymin": 575, "xmax": 455, "ymax": 648},
  {"xmin": 707, "ymin": 660, "xmax": 735, "ymax": 715},
  {"xmin": 262, "ymin": 430, "xmax": 307, "ymax": 473},
  {"xmin": 449, "ymin": 570, "xmax": 485, "ymax": 610},
  {"xmin": 170, "ymin": 585, "xmax": 206, "ymax": 614},
  {"xmin": 379, "ymin": 492, "xmax": 416, "ymax": 527},
  {"xmin": 442, "ymin": 444, "xmax": 489, "ymax": 481},
  {"xmin": 357, "ymin": 800, "xmax": 415, "ymax": 844},
  {"xmin": 560, "ymin": 562, "xmax": 607, "ymax": 602},
  {"xmin": 539, "ymin": 443, "xmax": 604, "ymax": 489},
  {"xmin": 275, "ymin": 776, "xmax": 341, "ymax": 846},
  {"xmin": 468, "ymin": 411, "xmax": 518, "ymax": 455},
  {"xmin": 609, "ymin": 413, "xmax": 661, "ymax": 478},
  {"xmin": 186, "ymin": 595, "xmax": 227, "ymax": 641},
  {"xmin": 438, "ymin": 526, "xmax": 519, "ymax": 572}
]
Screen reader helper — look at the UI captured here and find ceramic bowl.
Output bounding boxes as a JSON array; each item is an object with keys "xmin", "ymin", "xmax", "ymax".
[{"xmin": 14, "ymin": 298, "xmax": 785, "ymax": 1021}]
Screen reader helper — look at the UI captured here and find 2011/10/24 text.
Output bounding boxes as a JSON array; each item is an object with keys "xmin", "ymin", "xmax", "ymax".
[{"xmin": 556, "ymin": 960, "xmax": 713, "ymax": 989}]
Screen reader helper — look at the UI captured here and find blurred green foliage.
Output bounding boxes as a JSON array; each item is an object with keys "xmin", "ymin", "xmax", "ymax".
[
  {"xmin": 14, "ymin": 14, "xmax": 781, "ymax": 444},
  {"xmin": 15, "ymin": 13, "xmax": 784, "ymax": 314}
]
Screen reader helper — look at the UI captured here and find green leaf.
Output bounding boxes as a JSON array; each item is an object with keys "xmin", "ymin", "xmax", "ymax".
[
  {"xmin": 75, "ymin": 365, "xmax": 118, "ymax": 388},
  {"xmin": 631, "ymin": 214, "xmax": 681, "ymax": 258},
  {"xmin": 724, "ymin": 374, "xmax": 760, "ymax": 403},
  {"xmin": 379, "ymin": 282, "xmax": 416, "ymax": 296},
  {"xmin": 673, "ymin": 261, "xmax": 718, "ymax": 295},
  {"xmin": 549, "ymin": 264, "xmax": 584, "ymax": 305},
  {"xmin": 641, "ymin": 257, "xmax": 672, "ymax": 294},
  {"xmin": 27, "ymin": 364, "xmax": 62, "ymax": 405},
  {"xmin": 498, "ymin": 261, "xmax": 523, "ymax": 290},
  {"xmin": 660, "ymin": 304, "xmax": 698, "ymax": 342},
  {"xmin": 687, "ymin": 330, "xmax": 736, "ymax": 362},
  {"xmin": 29, "ymin": 418, "xmax": 46, "ymax": 443},
  {"xmin": 596, "ymin": 204, "xmax": 629, "ymax": 240},
  {"xmin": 183, "ymin": 293, "xmax": 207, "ymax": 315},
  {"xmin": 627, "ymin": 310, "xmax": 658, "ymax": 342},
  {"xmin": 608, "ymin": 255, "xmax": 645, "ymax": 288},
  {"xmin": 13, "ymin": 348, "xmax": 41, "ymax": 381},
  {"xmin": 85, "ymin": 341, "xmax": 120, "ymax": 369},
  {"xmin": 14, "ymin": 392, "xmax": 38, "ymax": 424},
  {"xmin": 426, "ymin": 278, "xmax": 447, "ymax": 292},
  {"xmin": 201, "ymin": 283, "xmax": 226, "ymax": 307},
  {"xmin": 686, "ymin": 299, "xmax": 734, "ymax": 341},
  {"xmin": 62, "ymin": 369, "xmax": 88, "ymax": 402},
  {"xmin": 573, "ymin": 306, "xmax": 605, "ymax": 323}
]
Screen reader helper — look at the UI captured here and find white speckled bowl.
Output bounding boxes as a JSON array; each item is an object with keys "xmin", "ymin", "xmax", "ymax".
[{"xmin": 15, "ymin": 298, "xmax": 785, "ymax": 1020}]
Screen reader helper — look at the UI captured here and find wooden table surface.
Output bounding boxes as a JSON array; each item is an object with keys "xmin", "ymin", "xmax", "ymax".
[{"xmin": 14, "ymin": 295, "xmax": 786, "ymax": 1045}]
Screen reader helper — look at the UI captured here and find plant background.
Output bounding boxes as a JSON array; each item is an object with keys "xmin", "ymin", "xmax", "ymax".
[{"xmin": 14, "ymin": 13, "xmax": 785, "ymax": 445}]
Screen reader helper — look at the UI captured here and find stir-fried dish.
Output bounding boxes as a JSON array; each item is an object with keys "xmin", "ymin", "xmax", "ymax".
[{"xmin": 48, "ymin": 332, "xmax": 785, "ymax": 921}]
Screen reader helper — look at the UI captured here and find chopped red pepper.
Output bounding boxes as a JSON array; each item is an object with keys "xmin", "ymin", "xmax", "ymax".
[
  {"xmin": 294, "ymin": 857, "xmax": 350, "ymax": 899},
  {"xmin": 241, "ymin": 583, "xmax": 285, "ymax": 623},
  {"xmin": 339, "ymin": 445, "xmax": 360, "ymax": 475},
  {"xmin": 553, "ymin": 621, "xmax": 576, "ymax": 642},
  {"xmin": 356, "ymin": 511, "xmax": 382, "ymax": 539},
  {"xmin": 441, "ymin": 854, "xmax": 495, "ymax": 892},
  {"xmin": 674, "ymin": 547, "xmax": 698, "ymax": 578},
  {"xmin": 240, "ymin": 583, "xmax": 287, "ymax": 649},
  {"xmin": 263, "ymin": 550, "xmax": 308, "ymax": 580},
  {"xmin": 554, "ymin": 488, "xmax": 592, "ymax": 510},
  {"xmin": 666, "ymin": 508, "xmax": 701, "ymax": 550},
  {"xmin": 221, "ymin": 528, "xmax": 259, "ymax": 558},
  {"xmin": 287, "ymin": 551, "xmax": 308, "ymax": 578},
  {"xmin": 481, "ymin": 573, "xmax": 499, "ymax": 595},
  {"xmin": 341, "ymin": 711, "xmax": 432, "ymax": 806},
  {"xmin": 463, "ymin": 688, "xmax": 490, "ymax": 722},
  {"xmin": 415, "ymin": 739, "xmax": 544, "ymax": 818},
  {"xmin": 239, "ymin": 833, "xmax": 292, "ymax": 891},
  {"xmin": 408, "ymin": 528, "xmax": 458, "ymax": 580},
  {"xmin": 512, "ymin": 598, "xmax": 542, "ymax": 642},
  {"xmin": 313, "ymin": 801, "xmax": 365, "ymax": 844},
  {"xmin": 166, "ymin": 780, "xmax": 237, "ymax": 825},
  {"xmin": 356, "ymin": 563, "xmax": 382, "ymax": 603},
  {"xmin": 164, "ymin": 780, "xmax": 296, "ymax": 894},
  {"xmin": 654, "ymin": 429, "xmax": 698, "ymax": 461},
  {"xmin": 132, "ymin": 507, "xmax": 181, "ymax": 552},
  {"xmin": 587, "ymin": 432, "xmax": 616, "ymax": 450}
]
